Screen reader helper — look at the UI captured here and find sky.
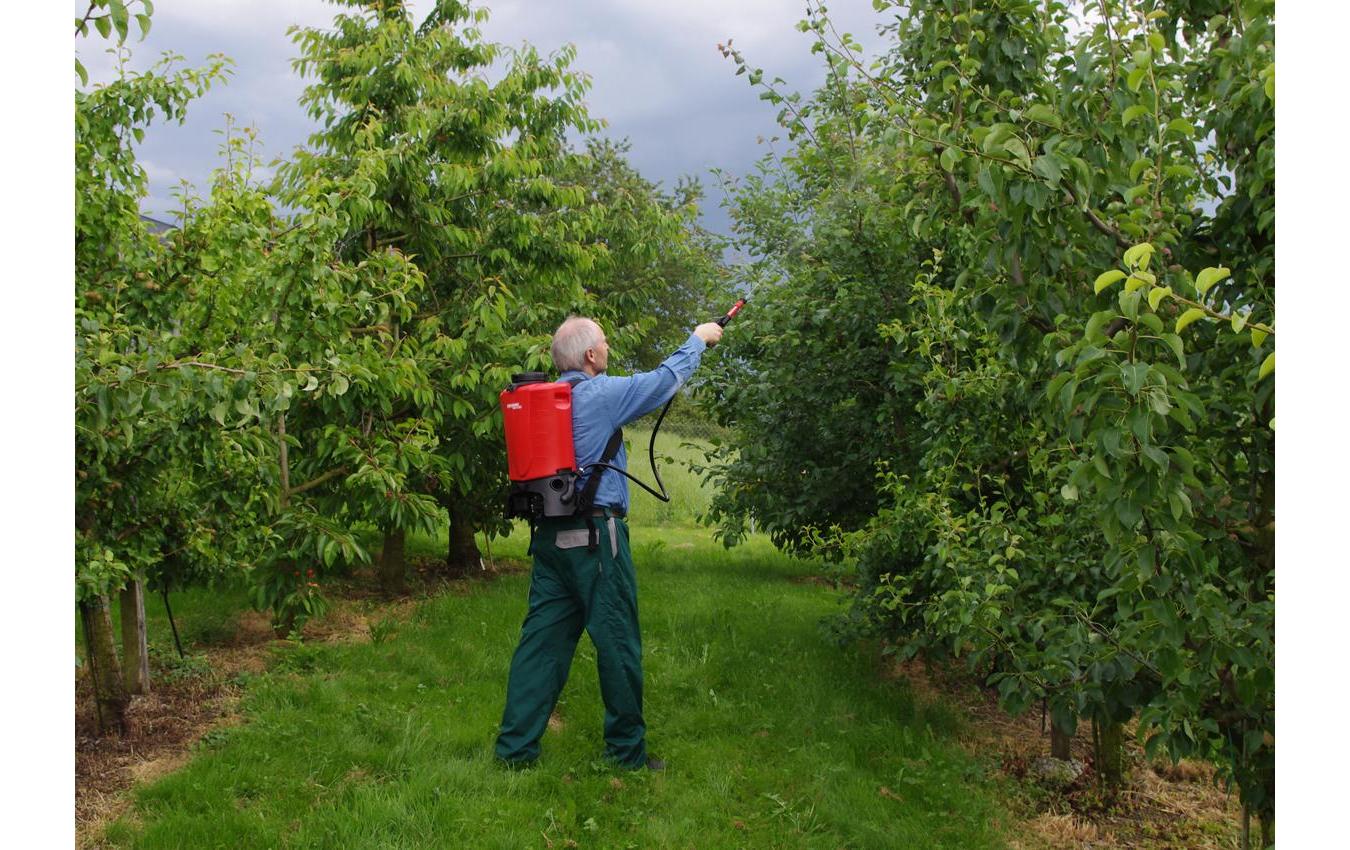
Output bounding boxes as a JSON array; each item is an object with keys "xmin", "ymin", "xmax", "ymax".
[{"xmin": 75, "ymin": 0, "xmax": 892, "ymax": 239}]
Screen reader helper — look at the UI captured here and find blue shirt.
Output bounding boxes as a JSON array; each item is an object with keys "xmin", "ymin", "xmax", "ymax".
[{"xmin": 561, "ymin": 332, "xmax": 708, "ymax": 515}]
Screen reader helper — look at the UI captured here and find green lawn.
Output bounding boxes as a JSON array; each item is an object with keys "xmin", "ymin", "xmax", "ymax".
[
  {"xmin": 621, "ymin": 424, "xmax": 722, "ymax": 527},
  {"xmin": 101, "ymin": 525, "xmax": 1015, "ymax": 849}
]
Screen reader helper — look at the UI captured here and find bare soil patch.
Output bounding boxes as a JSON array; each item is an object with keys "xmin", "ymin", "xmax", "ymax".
[{"xmin": 880, "ymin": 652, "xmax": 1243, "ymax": 850}]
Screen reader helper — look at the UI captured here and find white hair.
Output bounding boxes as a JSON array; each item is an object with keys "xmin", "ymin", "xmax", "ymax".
[{"xmin": 551, "ymin": 316, "xmax": 602, "ymax": 372}]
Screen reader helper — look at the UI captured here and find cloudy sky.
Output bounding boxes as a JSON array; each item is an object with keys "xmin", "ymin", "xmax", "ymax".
[{"xmin": 76, "ymin": 0, "xmax": 891, "ymax": 238}]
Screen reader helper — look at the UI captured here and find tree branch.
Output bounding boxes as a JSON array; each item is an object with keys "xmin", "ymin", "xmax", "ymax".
[
  {"xmin": 286, "ymin": 465, "xmax": 349, "ymax": 499},
  {"xmin": 1064, "ymin": 184, "xmax": 1132, "ymax": 249},
  {"xmin": 278, "ymin": 413, "xmax": 290, "ymax": 499},
  {"xmin": 157, "ymin": 360, "xmax": 249, "ymax": 376},
  {"xmin": 76, "ymin": 1, "xmax": 100, "ymax": 36}
]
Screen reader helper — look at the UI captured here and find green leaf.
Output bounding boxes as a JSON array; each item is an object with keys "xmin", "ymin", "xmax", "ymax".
[
  {"xmin": 1045, "ymin": 372, "xmax": 1072, "ymax": 404},
  {"xmin": 1120, "ymin": 362, "xmax": 1150, "ymax": 396},
  {"xmin": 1032, "ymin": 154, "xmax": 1063, "ymax": 183},
  {"xmin": 1250, "ymin": 327, "xmax": 1269, "ymax": 348},
  {"xmin": 1059, "ymin": 377, "xmax": 1079, "ymax": 415},
  {"xmin": 1122, "ymin": 104, "xmax": 1149, "ymax": 126},
  {"xmin": 1093, "ymin": 454, "xmax": 1112, "ymax": 480},
  {"xmin": 1094, "ymin": 269, "xmax": 1127, "ymax": 293},
  {"xmin": 982, "ymin": 123, "xmax": 1014, "ymax": 154},
  {"xmin": 1148, "ymin": 388, "xmax": 1172, "ymax": 416},
  {"xmin": 1085, "ymin": 311, "xmax": 1110, "ymax": 344},
  {"xmin": 95, "ymin": 15, "xmax": 112, "ymax": 38},
  {"xmin": 1231, "ymin": 312, "xmax": 1248, "ymax": 333},
  {"xmin": 1142, "ymin": 444, "xmax": 1169, "ymax": 472},
  {"xmin": 110, "ymin": 1, "xmax": 129, "ymax": 41},
  {"xmin": 1168, "ymin": 402, "xmax": 1195, "ymax": 432},
  {"xmin": 976, "ymin": 166, "xmax": 998, "ymax": 199},
  {"xmin": 1124, "ymin": 271, "xmax": 1154, "ymax": 293},
  {"xmin": 1175, "ymin": 308, "xmax": 1206, "ymax": 333},
  {"xmin": 1102, "ymin": 428, "xmax": 1124, "ymax": 457},
  {"xmin": 1166, "ymin": 118, "xmax": 1195, "ymax": 137},
  {"xmin": 332, "ymin": 375, "xmax": 350, "ymax": 396},
  {"xmin": 1160, "ymin": 333, "xmax": 1186, "ymax": 368},
  {"xmin": 939, "ymin": 146, "xmax": 961, "ymax": 172},
  {"xmin": 1061, "ymin": 483, "xmax": 1079, "ymax": 502},
  {"xmin": 1123, "ymin": 243, "xmax": 1155, "ymax": 270},
  {"xmin": 1127, "ymin": 67, "xmax": 1147, "ymax": 93},
  {"xmin": 210, "ymin": 402, "xmax": 228, "ymax": 426},
  {"xmin": 1003, "ymin": 137, "xmax": 1032, "ymax": 170},
  {"xmin": 1195, "ymin": 266, "xmax": 1230, "ymax": 294},
  {"xmin": 1258, "ymin": 351, "xmax": 1275, "ymax": 381},
  {"xmin": 982, "ymin": 121, "xmax": 1015, "ymax": 153},
  {"xmin": 1119, "ymin": 289, "xmax": 1142, "ymax": 322},
  {"xmin": 76, "ymin": 58, "xmax": 89, "ymax": 87},
  {"xmin": 1024, "ymin": 104, "xmax": 1060, "ymax": 126},
  {"xmin": 1148, "ymin": 32, "xmax": 1165, "ymax": 51},
  {"xmin": 1147, "ymin": 286, "xmax": 1173, "ymax": 311}
]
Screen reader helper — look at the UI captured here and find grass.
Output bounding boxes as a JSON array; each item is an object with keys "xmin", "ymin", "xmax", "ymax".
[
  {"xmin": 621, "ymin": 425, "xmax": 722, "ymax": 527},
  {"xmin": 100, "ymin": 526, "xmax": 1015, "ymax": 849}
]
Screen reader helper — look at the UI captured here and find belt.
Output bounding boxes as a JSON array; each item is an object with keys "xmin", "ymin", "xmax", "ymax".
[{"xmin": 587, "ymin": 506, "xmax": 625, "ymax": 518}]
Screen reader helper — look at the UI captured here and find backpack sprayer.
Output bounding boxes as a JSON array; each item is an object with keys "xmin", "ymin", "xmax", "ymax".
[{"xmin": 500, "ymin": 299, "xmax": 746, "ymax": 522}]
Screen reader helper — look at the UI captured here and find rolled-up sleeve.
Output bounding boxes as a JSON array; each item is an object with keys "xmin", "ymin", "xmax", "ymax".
[{"xmin": 604, "ymin": 333, "xmax": 707, "ymax": 428}]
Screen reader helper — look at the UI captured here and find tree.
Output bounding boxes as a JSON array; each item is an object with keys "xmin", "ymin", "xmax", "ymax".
[
  {"xmin": 76, "ymin": 1, "xmax": 234, "ymax": 731},
  {"xmin": 283, "ymin": 0, "xmax": 727, "ymax": 583},
  {"xmin": 711, "ymin": 0, "xmax": 1273, "ymax": 841}
]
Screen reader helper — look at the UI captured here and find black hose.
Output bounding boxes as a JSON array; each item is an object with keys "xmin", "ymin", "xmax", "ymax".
[
  {"xmin": 582, "ymin": 393, "xmax": 676, "ymax": 503},
  {"xmin": 162, "ymin": 585, "xmax": 185, "ymax": 659}
]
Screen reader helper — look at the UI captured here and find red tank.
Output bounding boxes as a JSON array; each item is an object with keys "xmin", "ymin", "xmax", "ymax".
[{"xmin": 500, "ymin": 377, "xmax": 577, "ymax": 483}]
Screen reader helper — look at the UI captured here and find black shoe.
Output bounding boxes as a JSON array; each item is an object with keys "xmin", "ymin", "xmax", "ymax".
[{"xmin": 645, "ymin": 756, "xmax": 666, "ymax": 772}]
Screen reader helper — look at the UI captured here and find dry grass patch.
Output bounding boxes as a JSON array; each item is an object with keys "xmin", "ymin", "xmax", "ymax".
[{"xmin": 878, "ymin": 650, "xmax": 1243, "ymax": 850}]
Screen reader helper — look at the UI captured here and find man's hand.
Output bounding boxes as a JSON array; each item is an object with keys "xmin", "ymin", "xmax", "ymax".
[{"xmin": 694, "ymin": 322, "xmax": 724, "ymax": 347}]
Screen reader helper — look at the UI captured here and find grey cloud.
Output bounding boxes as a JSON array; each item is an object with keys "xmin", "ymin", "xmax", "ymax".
[{"xmin": 77, "ymin": 0, "xmax": 893, "ymax": 235}]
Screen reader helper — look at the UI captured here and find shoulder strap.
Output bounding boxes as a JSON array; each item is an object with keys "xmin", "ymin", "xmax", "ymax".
[
  {"xmin": 561, "ymin": 373, "xmax": 624, "ymax": 513},
  {"xmin": 576, "ymin": 427, "xmax": 623, "ymax": 513}
]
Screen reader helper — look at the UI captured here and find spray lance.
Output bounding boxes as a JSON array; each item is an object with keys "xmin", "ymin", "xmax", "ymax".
[{"xmin": 500, "ymin": 299, "xmax": 747, "ymax": 521}]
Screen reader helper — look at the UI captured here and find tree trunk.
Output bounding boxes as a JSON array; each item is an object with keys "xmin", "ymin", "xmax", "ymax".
[
  {"xmin": 1095, "ymin": 717, "xmax": 1126, "ymax": 790},
  {"xmin": 379, "ymin": 527, "xmax": 407, "ymax": 595},
  {"xmin": 1050, "ymin": 715, "xmax": 1075, "ymax": 761},
  {"xmin": 446, "ymin": 503, "xmax": 481, "ymax": 577},
  {"xmin": 119, "ymin": 580, "xmax": 150, "ymax": 695},
  {"xmin": 80, "ymin": 596, "xmax": 128, "ymax": 736}
]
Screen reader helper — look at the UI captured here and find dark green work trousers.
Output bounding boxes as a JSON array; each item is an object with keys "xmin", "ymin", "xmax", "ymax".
[{"xmin": 495, "ymin": 511, "xmax": 646, "ymax": 768}]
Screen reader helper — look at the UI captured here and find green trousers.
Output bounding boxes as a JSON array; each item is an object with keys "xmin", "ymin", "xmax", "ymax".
[{"xmin": 495, "ymin": 512, "xmax": 647, "ymax": 768}]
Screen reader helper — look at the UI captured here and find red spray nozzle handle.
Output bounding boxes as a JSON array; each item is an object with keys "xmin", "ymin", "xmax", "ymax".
[{"xmin": 716, "ymin": 298, "xmax": 747, "ymax": 327}]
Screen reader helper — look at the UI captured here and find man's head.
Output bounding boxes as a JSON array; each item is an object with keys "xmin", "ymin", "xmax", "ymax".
[{"xmin": 551, "ymin": 316, "xmax": 610, "ymax": 376}]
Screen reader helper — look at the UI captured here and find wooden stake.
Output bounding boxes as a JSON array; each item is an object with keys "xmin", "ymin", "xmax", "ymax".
[{"xmin": 119, "ymin": 580, "xmax": 150, "ymax": 695}]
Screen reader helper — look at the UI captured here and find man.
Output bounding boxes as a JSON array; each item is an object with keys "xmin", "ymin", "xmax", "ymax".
[{"xmin": 495, "ymin": 316, "xmax": 724, "ymax": 770}]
